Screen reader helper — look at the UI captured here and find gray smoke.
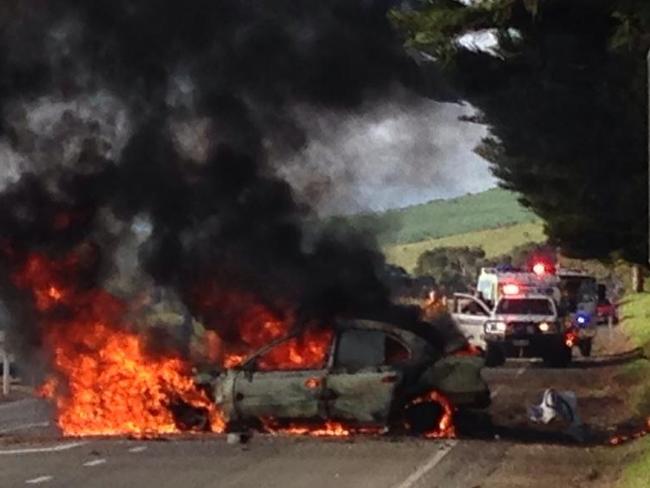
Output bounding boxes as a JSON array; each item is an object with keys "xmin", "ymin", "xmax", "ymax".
[{"xmin": 275, "ymin": 92, "xmax": 493, "ymax": 215}]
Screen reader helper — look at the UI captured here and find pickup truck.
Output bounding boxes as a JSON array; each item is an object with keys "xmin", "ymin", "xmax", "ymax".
[{"xmin": 452, "ymin": 292, "xmax": 573, "ymax": 367}]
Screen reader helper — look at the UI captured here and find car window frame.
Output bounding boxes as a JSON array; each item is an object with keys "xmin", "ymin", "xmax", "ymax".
[
  {"xmin": 242, "ymin": 330, "xmax": 336, "ymax": 373},
  {"xmin": 332, "ymin": 327, "xmax": 413, "ymax": 372}
]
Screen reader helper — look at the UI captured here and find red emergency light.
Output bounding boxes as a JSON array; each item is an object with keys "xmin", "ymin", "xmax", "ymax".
[
  {"xmin": 502, "ymin": 284, "xmax": 520, "ymax": 295},
  {"xmin": 532, "ymin": 262, "xmax": 546, "ymax": 276}
]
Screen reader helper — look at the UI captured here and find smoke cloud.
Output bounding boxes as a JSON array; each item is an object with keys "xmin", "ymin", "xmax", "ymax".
[{"xmin": 0, "ymin": 0, "xmax": 461, "ymax": 354}]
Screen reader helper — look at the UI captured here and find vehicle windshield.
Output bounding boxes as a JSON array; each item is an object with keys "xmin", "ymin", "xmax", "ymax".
[{"xmin": 496, "ymin": 298, "xmax": 553, "ymax": 315}]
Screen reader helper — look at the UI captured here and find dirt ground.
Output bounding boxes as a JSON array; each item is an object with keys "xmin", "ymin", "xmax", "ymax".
[{"xmin": 474, "ymin": 325, "xmax": 648, "ymax": 488}]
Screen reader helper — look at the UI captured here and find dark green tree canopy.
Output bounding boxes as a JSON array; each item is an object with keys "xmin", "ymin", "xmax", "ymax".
[{"xmin": 392, "ymin": 0, "xmax": 649, "ymax": 264}]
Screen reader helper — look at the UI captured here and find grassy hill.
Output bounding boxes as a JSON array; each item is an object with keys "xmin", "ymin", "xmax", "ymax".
[
  {"xmin": 359, "ymin": 188, "xmax": 538, "ymax": 246},
  {"xmin": 384, "ymin": 221, "xmax": 546, "ymax": 272}
]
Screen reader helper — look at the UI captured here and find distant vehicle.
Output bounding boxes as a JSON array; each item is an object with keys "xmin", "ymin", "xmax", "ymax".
[
  {"xmin": 596, "ymin": 297, "xmax": 619, "ymax": 325},
  {"xmin": 555, "ymin": 269, "xmax": 598, "ymax": 355},
  {"xmin": 476, "ymin": 266, "xmax": 561, "ymax": 307},
  {"xmin": 469, "ymin": 264, "xmax": 598, "ymax": 359},
  {"xmin": 198, "ymin": 318, "xmax": 490, "ymax": 434},
  {"xmin": 451, "ymin": 292, "xmax": 492, "ymax": 351},
  {"xmin": 483, "ymin": 292, "xmax": 572, "ymax": 367}
]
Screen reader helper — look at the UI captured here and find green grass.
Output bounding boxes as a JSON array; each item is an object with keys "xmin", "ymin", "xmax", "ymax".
[
  {"xmin": 620, "ymin": 437, "xmax": 650, "ymax": 488},
  {"xmin": 618, "ymin": 291, "xmax": 650, "ymax": 487},
  {"xmin": 350, "ymin": 188, "xmax": 537, "ymax": 246},
  {"xmin": 620, "ymin": 291, "xmax": 650, "ymax": 356},
  {"xmin": 384, "ymin": 221, "xmax": 545, "ymax": 272}
]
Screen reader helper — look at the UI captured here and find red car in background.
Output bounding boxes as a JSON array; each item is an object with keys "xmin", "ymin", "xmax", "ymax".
[{"xmin": 596, "ymin": 298, "xmax": 618, "ymax": 325}]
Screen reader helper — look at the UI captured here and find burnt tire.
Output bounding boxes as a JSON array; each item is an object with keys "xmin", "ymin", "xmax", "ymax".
[
  {"xmin": 542, "ymin": 343, "xmax": 572, "ymax": 368},
  {"xmin": 485, "ymin": 344, "xmax": 506, "ymax": 367},
  {"xmin": 403, "ymin": 401, "xmax": 444, "ymax": 435},
  {"xmin": 579, "ymin": 339, "xmax": 592, "ymax": 358}
]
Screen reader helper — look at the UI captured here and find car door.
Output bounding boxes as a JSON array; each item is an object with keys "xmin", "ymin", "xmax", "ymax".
[
  {"xmin": 325, "ymin": 327, "xmax": 410, "ymax": 425},
  {"xmin": 451, "ymin": 293, "xmax": 492, "ymax": 350},
  {"xmin": 232, "ymin": 330, "xmax": 334, "ymax": 421}
]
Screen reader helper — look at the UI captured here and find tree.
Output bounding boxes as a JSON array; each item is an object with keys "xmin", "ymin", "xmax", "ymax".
[
  {"xmin": 391, "ymin": 0, "xmax": 649, "ymax": 267},
  {"xmin": 415, "ymin": 246, "xmax": 486, "ymax": 292}
]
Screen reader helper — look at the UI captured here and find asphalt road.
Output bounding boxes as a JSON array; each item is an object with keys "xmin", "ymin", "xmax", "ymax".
[
  {"xmin": 0, "ymin": 336, "xmax": 637, "ymax": 488},
  {"xmin": 0, "ymin": 435, "xmax": 508, "ymax": 488},
  {"xmin": 0, "ymin": 363, "xmax": 565, "ymax": 488}
]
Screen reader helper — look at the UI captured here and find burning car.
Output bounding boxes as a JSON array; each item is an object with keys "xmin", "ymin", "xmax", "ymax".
[{"xmin": 198, "ymin": 317, "xmax": 490, "ymax": 436}]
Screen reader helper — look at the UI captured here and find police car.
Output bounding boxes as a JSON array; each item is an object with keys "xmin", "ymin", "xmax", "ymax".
[{"xmin": 483, "ymin": 290, "xmax": 571, "ymax": 367}]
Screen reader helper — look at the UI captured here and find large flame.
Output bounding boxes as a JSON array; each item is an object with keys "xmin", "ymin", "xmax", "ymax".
[
  {"xmin": 12, "ymin": 251, "xmax": 224, "ymax": 437},
  {"xmin": 9, "ymin": 249, "xmax": 456, "ymax": 440}
]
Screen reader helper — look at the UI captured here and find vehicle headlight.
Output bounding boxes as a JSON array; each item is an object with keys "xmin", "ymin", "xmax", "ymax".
[
  {"xmin": 538, "ymin": 322, "xmax": 550, "ymax": 332},
  {"xmin": 485, "ymin": 321, "xmax": 507, "ymax": 333}
]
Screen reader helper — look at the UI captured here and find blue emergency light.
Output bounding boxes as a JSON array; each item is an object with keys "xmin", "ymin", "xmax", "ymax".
[{"xmin": 575, "ymin": 312, "xmax": 591, "ymax": 328}]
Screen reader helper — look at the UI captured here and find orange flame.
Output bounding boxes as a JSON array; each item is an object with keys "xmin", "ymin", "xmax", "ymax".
[
  {"xmin": 409, "ymin": 390, "xmax": 456, "ymax": 439},
  {"xmin": 608, "ymin": 418, "xmax": 650, "ymax": 446},
  {"xmin": 12, "ymin": 250, "xmax": 224, "ymax": 437}
]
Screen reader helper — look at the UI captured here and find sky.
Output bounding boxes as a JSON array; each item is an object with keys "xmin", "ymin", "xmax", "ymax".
[{"xmin": 278, "ymin": 94, "xmax": 496, "ymax": 215}]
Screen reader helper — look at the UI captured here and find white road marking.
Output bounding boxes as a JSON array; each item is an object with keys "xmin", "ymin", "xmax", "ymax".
[
  {"xmin": 392, "ymin": 441, "xmax": 458, "ymax": 488},
  {"xmin": 25, "ymin": 476, "xmax": 53, "ymax": 484},
  {"xmin": 393, "ymin": 362, "xmax": 529, "ymax": 488},
  {"xmin": 0, "ymin": 398, "xmax": 39, "ymax": 411},
  {"xmin": 83, "ymin": 458, "xmax": 106, "ymax": 467},
  {"xmin": 0, "ymin": 441, "xmax": 87, "ymax": 455},
  {"xmin": 128, "ymin": 446, "xmax": 147, "ymax": 453},
  {"xmin": 0, "ymin": 421, "xmax": 50, "ymax": 434}
]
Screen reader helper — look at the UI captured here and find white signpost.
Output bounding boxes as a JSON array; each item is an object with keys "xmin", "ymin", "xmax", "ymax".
[{"xmin": 0, "ymin": 330, "xmax": 9, "ymax": 396}]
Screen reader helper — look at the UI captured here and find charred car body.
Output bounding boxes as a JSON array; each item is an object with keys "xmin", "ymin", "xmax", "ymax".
[{"xmin": 198, "ymin": 318, "xmax": 490, "ymax": 434}]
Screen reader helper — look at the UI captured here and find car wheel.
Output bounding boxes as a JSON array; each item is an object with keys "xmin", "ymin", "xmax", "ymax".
[
  {"xmin": 402, "ymin": 400, "xmax": 444, "ymax": 435},
  {"xmin": 485, "ymin": 344, "xmax": 505, "ymax": 367},
  {"xmin": 578, "ymin": 339, "xmax": 592, "ymax": 358}
]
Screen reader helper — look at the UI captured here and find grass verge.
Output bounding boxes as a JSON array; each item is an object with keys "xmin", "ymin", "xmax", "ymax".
[{"xmin": 618, "ymin": 291, "xmax": 650, "ymax": 487}]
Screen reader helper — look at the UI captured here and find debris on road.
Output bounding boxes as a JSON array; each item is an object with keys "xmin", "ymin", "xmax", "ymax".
[{"xmin": 529, "ymin": 388, "xmax": 585, "ymax": 441}]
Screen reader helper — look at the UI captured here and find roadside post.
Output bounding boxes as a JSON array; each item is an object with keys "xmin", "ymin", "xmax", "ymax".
[{"xmin": 0, "ymin": 330, "xmax": 8, "ymax": 396}]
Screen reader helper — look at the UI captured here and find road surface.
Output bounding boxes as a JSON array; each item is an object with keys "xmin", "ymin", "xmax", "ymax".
[{"xmin": 0, "ymin": 350, "xmax": 633, "ymax": 488}]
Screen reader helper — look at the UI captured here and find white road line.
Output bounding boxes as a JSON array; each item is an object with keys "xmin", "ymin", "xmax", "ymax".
[
  {"xmin": 393, "ymin": 362, "xmax": 528, "ymax": 488},
  {"xmin": 128, "ymin": 446, "xmax": 147, "ymax": 453},
  {"xmin": 392, "ymin": 441, "xmax": 458, "ymax": 488},
  {"xmin": 0, "ymin": 421, "xmax": 50, "ymax": 434},
  {"xmin": 0, "ymin": 441, "xmax": 87, "ymax": 455},
  {"xmin": 25, "ymin": 476, "xmax": 53, "ymax": 484},
  {"xmin": 83, "ymin": 458, "xmax": 106, "ymax": 467},
  {"xmin": 0, "ymin": 398, "xmax": 39, "ymax": 411}
]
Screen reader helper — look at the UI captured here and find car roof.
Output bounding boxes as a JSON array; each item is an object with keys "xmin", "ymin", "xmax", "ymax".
[
  {"xmin": 498, "ymin": 294, "xmax": 552, "ymax": 300},
  {"xmin": 336, "ymin": 314, "xmax": 466, "ymax": 354}
]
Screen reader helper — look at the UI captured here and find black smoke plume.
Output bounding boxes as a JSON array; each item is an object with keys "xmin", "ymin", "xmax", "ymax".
[{"xmin": 0, "ymin": 1, "xmax": 449, "ymax": 355}]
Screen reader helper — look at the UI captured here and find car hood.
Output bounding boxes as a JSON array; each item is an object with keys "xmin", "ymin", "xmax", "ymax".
[{"xmin": 491, "ymin": 314, "xmax": 556, "ymax": 322}]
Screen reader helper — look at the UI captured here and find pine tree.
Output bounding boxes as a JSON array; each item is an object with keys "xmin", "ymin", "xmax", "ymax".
[{"xmin": 392, "ymin": 0, "xmax": 649, "ymax": 266}]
